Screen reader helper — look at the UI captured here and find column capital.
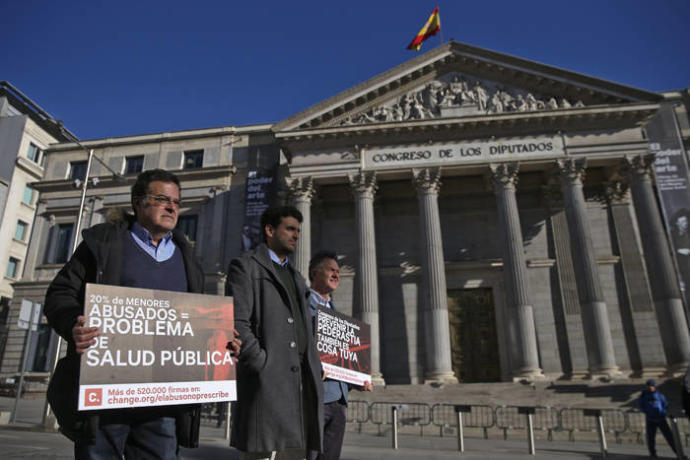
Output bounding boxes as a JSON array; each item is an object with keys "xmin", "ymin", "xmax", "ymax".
[
  {"xmin": 558, "ymin": 158, "xmax": 587, "ymax": 186},
  {"xmin": 488, "ymin": 162, "xmax": 519, "ymax": 192},
  {"xmin": 348, "ymin": 171, "xmax": 377, "ymax": 198},
  {"xmin": 286, "ymin": 176, "xmax": 315, "ymax": 202},
  {"xmin": 602, "ymin": 180, "xmax": 630, "ymax": 205},
  {"xmin": 623, "ymin": 154, "xmax": 655, "ymax": 183},
  {"xmin": 412, "ymin": 167, "xmax": 442, "ymax": 195}
]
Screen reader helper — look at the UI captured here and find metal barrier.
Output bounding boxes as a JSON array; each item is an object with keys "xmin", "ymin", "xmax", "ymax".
[
  {"xmin": 346, "ymin": 400, "xmax": 370, "ymax": 433},
  {"xmin": 601, "ymin": 409, "xmax": 627, "ymax": 444},
  {"xmin": 431, "ymin": 403, "xmax": 495, "ymax": 439},
  {"xmin": 369, "ymin": 402, "xmax": 432, "ymax": 436},
  {"xmin": 200, "ymin": 402, "xmax": 228, "ymax": 428},
  {"xmin": 560, "ymin": 408, "xmax": 600, "ymax": 441},
  {"xmin": 534, "ymin": 407, "xmax": 560, "ymax": 441},
  {"xmin": 495, "ymin": 406, "xmax": 559, "ymax": 441},
  {"xmin": 205, "ymin": 399, "xmax": 690, "ymax": 449},
  {"xmin": 677, "ymin": 415, "xmax": 690, "ymax": 447},
  {"xmin": 625, "ymin": 410, "xmax": 647, "ymax": 444},
  {"xmin": 496, "ymin": 406, "xmax": 525, "ymax": 440}
]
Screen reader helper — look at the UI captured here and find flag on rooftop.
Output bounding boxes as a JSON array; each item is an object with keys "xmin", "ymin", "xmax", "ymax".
[{"xmin": 406, "ymin": 7, "xmax": 441, "ymax": 51}]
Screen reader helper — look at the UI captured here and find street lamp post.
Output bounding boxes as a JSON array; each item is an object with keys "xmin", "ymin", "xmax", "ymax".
[{"xmin": 41, "ymin": 126, "xmax": 123, "ymax": 428}]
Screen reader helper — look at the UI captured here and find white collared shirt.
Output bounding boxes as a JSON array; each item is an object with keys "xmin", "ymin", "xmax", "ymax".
[{"xmin": 267, "ymin": 248, "xmax": 289, "ymax": 267}]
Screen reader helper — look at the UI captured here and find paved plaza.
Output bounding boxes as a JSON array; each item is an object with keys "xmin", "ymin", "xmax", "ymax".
[
  {"xmin": 0, "ymin": 424, "xmax": 680, "ymax": 459},
  {"xmin": 0, "ymin": 397, "xmax": 681, "ymax": 459}
]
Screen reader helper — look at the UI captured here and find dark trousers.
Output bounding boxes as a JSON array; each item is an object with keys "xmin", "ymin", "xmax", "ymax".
[
  {"xmin": 645, "ymin": 417, "xmax": 676, "ymax": 456},
  {"xmin": 216, "ymin": 401, "xmax": 227, "ymax": 428},
  {"xmin": 74, "ymin": 414, "xmax": 178, "ymax": 460},
  {"xmin": 308, "ymin": 401, "xmax": 347, "ymax": 460}
]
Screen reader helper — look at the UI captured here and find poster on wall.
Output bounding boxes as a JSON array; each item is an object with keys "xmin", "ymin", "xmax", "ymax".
[
  {"xmin": 646, "ymin": 103, "xmax": 690, "ymax": 308},
  {"xmin": 240, "ymin": 166, "xmax": 278, "ymax": 252},
  {"xmin": 316, "ymin": 306, "xmax": 371, "ymax": 386},
  {"xmin": 78, "ymin": 283, "xmax": 236, "ymax": 411},
  {"xmin": 239, "ymin": 144, "xmax": 281, "ymax": 253}
]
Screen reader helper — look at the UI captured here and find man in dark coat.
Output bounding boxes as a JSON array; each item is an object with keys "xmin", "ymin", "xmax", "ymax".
[
  {"xmin": 228, "ymin": 206, "xmax": 324, "ymax": 460},
  {"xmin": 44, "ymin": 169, "xmax": 238, "ymax": 459}
]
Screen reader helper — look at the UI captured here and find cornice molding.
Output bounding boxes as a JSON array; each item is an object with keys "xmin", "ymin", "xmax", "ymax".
[
  {"xmin": 33, "ymin": 165, "xmax": 236, "ymax": 193},
  {"xmin": 47, "ymin": 125, "xmax": 273, "ymax": 152},
  {"xmin": 276, "ymin": 103, "xmax": 658, "ymax": 152}
]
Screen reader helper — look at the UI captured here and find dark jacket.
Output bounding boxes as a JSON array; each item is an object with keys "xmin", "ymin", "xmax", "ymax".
[
  {"xmin": 638, "ymin": 389, "xmax": 669, "ymax": 420},
  {"xmin": 227, "ymin": 243, "xmax": 324, "ymax": 452},
  {"xmin": 44, "ymin": 215, "xmax": 204, "ymax": 445}
]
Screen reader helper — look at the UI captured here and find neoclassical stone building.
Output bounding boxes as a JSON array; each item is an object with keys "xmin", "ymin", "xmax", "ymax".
[{"xmin": 2, "ymin": 42, "xmax": 689, "ymax": 386}]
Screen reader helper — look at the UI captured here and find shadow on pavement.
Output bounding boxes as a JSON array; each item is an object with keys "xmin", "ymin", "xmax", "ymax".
[{"xmin": 539, "ymin": 446, "xmax": 658, "ymax": 459}]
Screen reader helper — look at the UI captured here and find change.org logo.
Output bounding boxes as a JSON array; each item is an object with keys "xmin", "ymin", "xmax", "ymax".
[{"xmin": 84, "ymin": 388, "xmax": 103, "ymax": 407}]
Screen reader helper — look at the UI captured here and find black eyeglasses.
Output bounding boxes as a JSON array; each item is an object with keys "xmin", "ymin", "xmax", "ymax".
[{"xmin": 147, "ymin": 194, "xmax": 181, "ymax": 208}]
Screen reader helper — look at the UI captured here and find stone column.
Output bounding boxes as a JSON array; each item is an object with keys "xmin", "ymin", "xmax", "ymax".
[
  {"xmin": 558, "ymin": 158, "xmax": 619, "ymax": 376},
  {"xmin": 348, "ymin": 172, "xmax": 384, "ymax": 384},
  {"xmin": 22, "ymin": 200, "xmax": 48, "ymax": 279},
  {"xmin": 489, "ymin": 163, "xmax": 544, "ymax": 380},
  {"xmin": 412, "ymin": 167, "xmax": 456, "ymax": 383},
  {"xmin": 625, "ymin": 154, "xmax": 690, "ymax": 372},
  {"xmin": 287, "ymin": 176, "xmax": 314, "ymax": 279}
]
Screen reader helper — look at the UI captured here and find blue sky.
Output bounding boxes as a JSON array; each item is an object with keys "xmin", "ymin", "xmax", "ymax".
[{"xmin": 2, "ymin": 0, "xmax": 689, "ymax": 140}]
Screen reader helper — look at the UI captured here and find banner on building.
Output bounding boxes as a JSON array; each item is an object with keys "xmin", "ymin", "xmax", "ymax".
[
  {"xmin": 78, "ymin": 284, "xmax": 236, "ymax": 411},
  {"xmin": 240, "ymin": 166, "xmax": 278, "ymax": 252},
  {"xmin": 316, "ymin": 306, "xmax": 371, "ymax": 386},
  {"xmin": 646, "ymin": 103, "xmax": 690, "ymax": 306}
]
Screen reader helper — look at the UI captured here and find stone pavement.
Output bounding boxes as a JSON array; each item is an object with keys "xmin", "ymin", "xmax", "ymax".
[{"xmin": 0, "ymin": 424, "xmax": 680, "ymax": 459}]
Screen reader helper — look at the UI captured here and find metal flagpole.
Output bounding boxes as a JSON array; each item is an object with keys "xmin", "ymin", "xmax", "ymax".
[
  {"xmin": 40, "ymin": 148, "xmax": 94, "ymax": 428},
  {"xmin": 40, "ymin": 124, "xmax": 125, "ymax": 428},
  {"xmin": 72, "ymin": 149, "xmax": 95, "ymax": 255},
  {"xmin": 438, "ymin": 6, "xmax": 444, "ymax": 44}
]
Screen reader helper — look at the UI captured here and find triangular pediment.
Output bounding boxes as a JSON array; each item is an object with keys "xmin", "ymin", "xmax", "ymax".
[
  {"xmin": 337, "ymin": 72, "xmax": 587, "ymax": 126},
  {"xmin": 274, "ymin": 41, "xmax": 662, "ymax": 132}
]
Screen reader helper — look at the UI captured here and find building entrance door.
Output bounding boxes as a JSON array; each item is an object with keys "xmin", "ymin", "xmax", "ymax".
[{"xmin": 447, "ymin": 288, "xmax": 500, "ymax": 382}]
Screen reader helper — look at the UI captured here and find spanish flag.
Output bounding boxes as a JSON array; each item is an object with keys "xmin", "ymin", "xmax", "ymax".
[{"xmin": 406, "ymin": 7, "xmax": 441, "ymax": 51}]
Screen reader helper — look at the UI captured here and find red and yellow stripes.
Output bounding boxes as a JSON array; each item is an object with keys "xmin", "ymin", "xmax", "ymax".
[{"xmin": 406, "ymin": 7, "xmax": 441, "ymax": 51}]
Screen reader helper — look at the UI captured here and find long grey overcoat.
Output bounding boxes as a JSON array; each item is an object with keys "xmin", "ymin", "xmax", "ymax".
[{"xmin": 227, "ymin": 243, "xmax": 324, "ymax": 452}]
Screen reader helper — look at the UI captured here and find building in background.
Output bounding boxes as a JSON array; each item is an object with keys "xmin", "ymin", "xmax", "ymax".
[
  {"xmin": 0, "ymin": 122, "xmax": 275, "ymax": 380},
  {"xmin": 2, "ymin": 42, "xmax": 690, "ymax": 388},
  {"xmin": 0, "ymin": 82, "xmax": 74, "ymax": 376}
]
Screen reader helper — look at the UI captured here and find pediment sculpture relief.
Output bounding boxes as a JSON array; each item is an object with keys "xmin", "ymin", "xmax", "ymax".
[{"xmin": 338, "ymin": 73, "xmax": 585, "ymax": 126}]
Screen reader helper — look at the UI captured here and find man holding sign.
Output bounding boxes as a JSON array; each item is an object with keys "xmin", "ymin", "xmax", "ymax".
[
  {"xmin": 44, "ymin": 169, "xmax": 239, "ymax": 459},
  {"xmin": 307, "ymin": 251, "xmax": 372, "ymax": 460}
]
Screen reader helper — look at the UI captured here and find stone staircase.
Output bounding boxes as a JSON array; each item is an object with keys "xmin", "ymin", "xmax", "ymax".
[{"xmin": 353, "ymin": 377, "xmax": 686, "ymax": 412}]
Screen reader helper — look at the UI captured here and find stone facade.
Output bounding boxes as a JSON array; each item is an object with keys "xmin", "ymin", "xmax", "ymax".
[
  {"xmin": 1, "ymin": 42, "xmax": 689, "ymax": 386},
  {"xmin": 0, "ymin": 82, "xmax": 73, "ymax": 380}
]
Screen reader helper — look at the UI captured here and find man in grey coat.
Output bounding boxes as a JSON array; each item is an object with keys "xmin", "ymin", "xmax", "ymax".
[{"xmin": 227, "ymin": 206, "xmax": 324, "ymax": 460}]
